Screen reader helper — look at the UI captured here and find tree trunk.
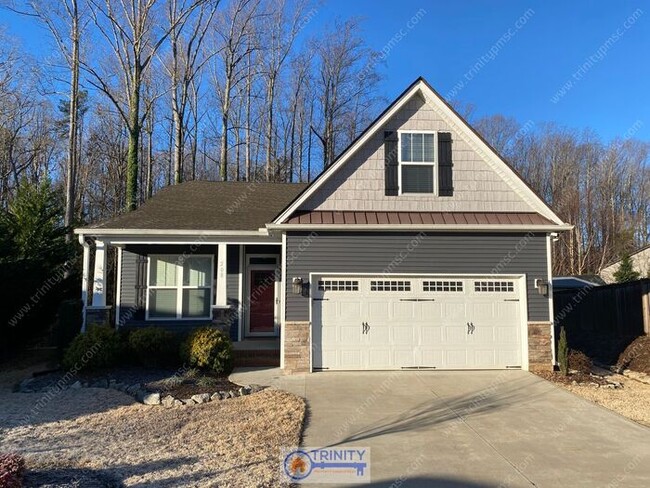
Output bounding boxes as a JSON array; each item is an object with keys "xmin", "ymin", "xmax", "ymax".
[
  {"xmin": 220, "ymin": 77, "xmax": 231, "ymax": 181},
  {"xmin": 126, "ymin": 66, "xmax": 141, "ymax": 211},
  {"xmin": 265, "ymin": 75, "xmax": 276, "ymax": 181},
  {"xmin": 245, "ymin": 52, "xmax": 252, "ymax": 181},
  {"xmin": 64, "ymin": 0, "xmax": 80, "ymax": 241}
]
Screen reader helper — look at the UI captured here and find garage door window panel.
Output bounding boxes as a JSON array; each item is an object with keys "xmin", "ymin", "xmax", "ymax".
[
  {"xmin": 371, "ymin": 280, "xmax": 411, "ymax": 292},
  {"xmin": 423, "ymin": 280, "xmax": 464, "ymax": 292},
  {"xmin": 474, "ymin": 281, "xmax": 515, "ymax": 293}
]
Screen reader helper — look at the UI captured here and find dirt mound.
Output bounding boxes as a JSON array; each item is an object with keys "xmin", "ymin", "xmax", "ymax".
[
  {"xmin": 616, "ymin": 335, "xmax": 650, "ymax": 374},
  {"xmin": 569, "ymin": 350, "xmax": 593, "ymax": 374}
]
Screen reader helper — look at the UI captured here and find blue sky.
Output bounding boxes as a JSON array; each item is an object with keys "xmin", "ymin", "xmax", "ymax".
[
  {"xmin": 2, "ymin": 0, "xmax": 648, "ymax": 141},
  {"xmin": 302, "ymin": 0, "xmax": 650, "ymax": 141}
]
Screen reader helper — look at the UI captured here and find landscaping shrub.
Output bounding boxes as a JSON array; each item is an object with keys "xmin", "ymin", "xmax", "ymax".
[
  {"xmin": 181, "ymin": 327, "xmax": 233, "ymax": 374},
  {"xmin": 52, "ymin": 299, "xmax": 83, "ymax": 353},
  {"xmin": 568, "ymin": 350, "xmax": 593, "ymax": 374},
  {"xmin": 558, "ymin": 327, "xmax": 569, "ymax": 376},
  {"xmin": 128, "ymin": 327, "xmax": 179, "ymax": 367},
  {"xmin": 0, "ymin": 452, "xmax": 25, "ymax": 488},
  {"xmin": 62, "ymin": 325, "xmax": 123, "ymax": 371}
]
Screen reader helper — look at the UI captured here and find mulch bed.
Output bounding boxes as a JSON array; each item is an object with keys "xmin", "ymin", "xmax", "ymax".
[
  {"xmin": 616, "ymin": 335, "xmax": 650, "ymax": 374},
  {"xmin": 534, "ymin": 370, "xmax": 613, "ymax": 386},
  {"xmin": 19, "ymin": 367, "xmax": 241, "ymax": 398}
]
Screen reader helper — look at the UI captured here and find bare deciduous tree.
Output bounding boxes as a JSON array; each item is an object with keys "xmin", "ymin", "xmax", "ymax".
[{"xmin": 83, "ymin": 0, "xmax": 204, "ymax": 209}]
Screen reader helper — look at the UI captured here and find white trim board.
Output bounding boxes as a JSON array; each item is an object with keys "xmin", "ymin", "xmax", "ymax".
[
  {"xmin": 74, "ymin": 228, "xmax": 268, "ymax": 236},
  {"xmin": 272, "ymin": 78, "xmax": 569, "ymax": 228}
]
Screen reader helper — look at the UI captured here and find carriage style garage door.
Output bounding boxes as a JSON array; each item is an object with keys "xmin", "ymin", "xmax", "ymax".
[{"xmin": 311, "ymin": 275, "xmax": 525, "ymax": 370}]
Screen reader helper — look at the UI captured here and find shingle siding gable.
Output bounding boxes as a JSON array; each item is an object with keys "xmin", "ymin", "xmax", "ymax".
[{"xmin": 299, "ymin": 95, "xmax": 537, "ymax": 213}]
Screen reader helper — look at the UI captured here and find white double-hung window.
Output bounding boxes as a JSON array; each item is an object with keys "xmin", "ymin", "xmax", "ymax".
[
  {"xmin": 398, "ymin": 131, "xmax": 436, "ymax": 194},
  {"xmin": 147, "ymin": 255, "xmax": 213, "ymax": 320}
]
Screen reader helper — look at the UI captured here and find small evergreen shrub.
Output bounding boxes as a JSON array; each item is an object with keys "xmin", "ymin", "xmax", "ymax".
[
  {"xmin": 558, "ymin": 327, "xmax": 569, "ymax": 376},
  {"xmin": 181, "ymin": 327, "xmax": 233, "ymax": 374},
  {"xmin": 62, "ymin": 325, "xmax": 123, "ymax": 371},
  {"xmin": 613, "ymin": 253, "xmax": 640, "ymax": 283},
  {"xmin": 0, "ymin": 453, "xmax": 25, "ymax": 488},
  {"xmin": 128, "ymin": 327, "xmax": 178, "ymax": 367}
]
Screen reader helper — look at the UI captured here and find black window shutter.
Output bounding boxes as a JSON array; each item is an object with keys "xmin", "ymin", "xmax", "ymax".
[
  {"xmin": 438, "ymin": 132, "xmax": 453, "ymax": 196},
  {"xmin": 384, "ymin": 131, "xmax": 399, "ymax": 196},
  {"xmin": 135, "ymin": 254, "xmax": 148, "ymax": 320}
]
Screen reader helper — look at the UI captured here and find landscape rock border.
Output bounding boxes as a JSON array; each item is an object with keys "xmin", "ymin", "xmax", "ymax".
[
  {"xmin": 17, "ymin": 377, "xmax": 265, "ymax": 407},
  {"xmin": 621, "ymin": 369, "xmax": 650, "ymax": 386}
]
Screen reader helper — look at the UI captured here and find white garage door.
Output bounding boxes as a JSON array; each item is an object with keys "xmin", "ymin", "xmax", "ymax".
[{"xmin": 312, "ymin": 275, "xmax": 524, "ymax": 370}]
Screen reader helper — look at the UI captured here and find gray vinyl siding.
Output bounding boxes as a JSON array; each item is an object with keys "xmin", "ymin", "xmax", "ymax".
[
  {"xmin": 285, "ymin": 232, "xmax": 550, "ymax": 322},
  {"xmin": 118, "ymin": 244, "xmax": 241, "ymax": 336}
]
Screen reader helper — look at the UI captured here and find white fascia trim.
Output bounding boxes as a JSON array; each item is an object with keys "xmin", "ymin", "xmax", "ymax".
[
  {"xmin": 272, "ymin": 83, "xmax": 423, "ymax": 224},
  {"xmin": 267, "ymin": 224, "xmax": 574, "ymax": 232},
  {"xmin": 74, "ymin": 228, "xmax": 268, "ymax": 236}
]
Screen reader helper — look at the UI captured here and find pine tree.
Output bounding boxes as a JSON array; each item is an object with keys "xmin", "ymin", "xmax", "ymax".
[{"xmin": 613, "ymin": 253, "xmax": 640, "ymax": 283}]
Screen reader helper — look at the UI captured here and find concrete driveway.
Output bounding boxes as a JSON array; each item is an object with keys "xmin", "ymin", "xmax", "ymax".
[{"xmin": 273, "ymin": 370, "xmax": 650, "ymax": 487}]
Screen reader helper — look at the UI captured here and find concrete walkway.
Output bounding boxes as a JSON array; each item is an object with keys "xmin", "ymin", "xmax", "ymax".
[{"xmin": 231, "ymin": 368, "xmax": 650, "ymax": 487}]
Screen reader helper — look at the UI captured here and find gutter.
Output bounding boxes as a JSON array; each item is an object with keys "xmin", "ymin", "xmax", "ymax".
[
  {"xmin": 266, "ymin": 223, "xmax": 574, "ymax": 232},
  {"xmin": 73, "ymin": 228, "xmax": 269, "ymax": 237}
]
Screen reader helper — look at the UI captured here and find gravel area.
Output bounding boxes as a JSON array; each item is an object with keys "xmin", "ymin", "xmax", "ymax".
[
  {"xmin": 0, "ymin": 385, "xmax": 305, "ymax": 487},
  {"xmin": 535, "ymin": 371, "xmax": 650, "ymax": 427}
]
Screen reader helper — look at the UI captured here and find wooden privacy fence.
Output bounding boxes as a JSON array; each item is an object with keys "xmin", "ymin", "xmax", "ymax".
[{"xmin": 553, "ymin": 279, "xmax": 650, "ymax": 363}]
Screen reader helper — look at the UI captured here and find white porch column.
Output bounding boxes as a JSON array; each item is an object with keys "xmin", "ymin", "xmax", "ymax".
[
  {"xmin": 216, "ymin": 243, "xmax": 228, "ymax": 307},
  {"xmin": 79, "ymin": 235, "xmax": 90, "ymax": 332},
  {"xmin": 92, "ymin": 240, "xmax": 107, "ymax": 307},
  {"xmin": 79, "ymin": 235, "xmax": 90, "ymax": 307}
]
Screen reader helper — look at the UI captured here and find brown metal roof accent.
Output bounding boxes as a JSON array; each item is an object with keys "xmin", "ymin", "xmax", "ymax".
[
  {"xmin": 284, "ymin": 211, "xmax": 555, "ymax": 226},
  {"xmin": 464, "ymin": 212, "xmax": 478, "ymax": 225},
  {"xmin": 81, "ymin": 181, "xmax": 308, "ymax": 232}
]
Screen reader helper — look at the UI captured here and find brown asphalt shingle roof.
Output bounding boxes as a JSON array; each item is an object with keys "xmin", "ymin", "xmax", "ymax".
[{"xmin": 82, "ymin": 181, "xmax": 308, "ymax": 231}]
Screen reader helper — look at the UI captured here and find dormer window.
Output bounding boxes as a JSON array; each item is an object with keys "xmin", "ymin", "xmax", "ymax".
[{"xmin": 398, "ymin": 131, "xmax": 436, "ymax": 194}]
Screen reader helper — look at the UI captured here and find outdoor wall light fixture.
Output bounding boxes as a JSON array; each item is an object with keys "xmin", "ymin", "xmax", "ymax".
[
  {"xmin": 292, "ymin": 277, "xmax": 304, "ymax": 294},
  {"xmin": 535, "ymin": 278, "xmax": 549, "ymax": 296}
]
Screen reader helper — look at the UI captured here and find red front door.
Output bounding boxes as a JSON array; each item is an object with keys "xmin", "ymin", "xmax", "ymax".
[{"xmin": 249, "ymin": 269, "xmax": 276, "ymax": 333}]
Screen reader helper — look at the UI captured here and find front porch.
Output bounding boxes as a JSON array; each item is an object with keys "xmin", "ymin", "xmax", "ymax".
[{"xmin": 77, "ymin": 235, "xmax": 284, "ymax": 360}]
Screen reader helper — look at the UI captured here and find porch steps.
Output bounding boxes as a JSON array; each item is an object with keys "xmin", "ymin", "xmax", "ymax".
[
  {"xmin": 233, "ymin": 338, "xmax": 280, "ymax": 367},
  {"xmin": 234, "ymin": 349, "xmax": 280, "ymax": 367}
]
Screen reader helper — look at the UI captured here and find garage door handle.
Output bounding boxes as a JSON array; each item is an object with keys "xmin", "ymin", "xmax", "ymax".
[
  {"xmin": 399, "ymin": 298, "xmax": 435, "ymax": 302},
  {"xmin": 362, "ymin": 322, "xmax": 370, "ymax": 334},
  {"xmin": 467, "ymin": 322, "xmax": 475, "ymax": 335}
]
